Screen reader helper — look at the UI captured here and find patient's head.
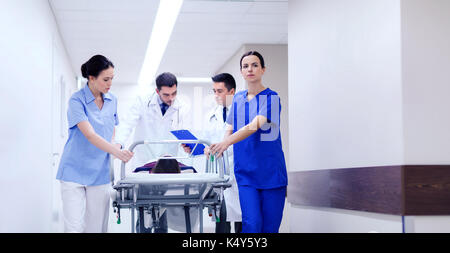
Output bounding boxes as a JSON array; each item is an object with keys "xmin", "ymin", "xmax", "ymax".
[{"xmin": 152, "ymin": 157, "xmax": 181, "ymax": 174}]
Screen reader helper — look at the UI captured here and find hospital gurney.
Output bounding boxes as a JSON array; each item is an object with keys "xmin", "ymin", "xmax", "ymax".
[{"xmin": 110, "ymin": 140, "xmax": 231, "ymax": 233}]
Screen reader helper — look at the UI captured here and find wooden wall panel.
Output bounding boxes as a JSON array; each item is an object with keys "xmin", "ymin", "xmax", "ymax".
[
  {"xmin": 404, "ymin": 165, "xmax": 450, "ymax": 215},
  {"xmin": 288, "ymin": 165, "xmax": 450, "ymax": 215}
]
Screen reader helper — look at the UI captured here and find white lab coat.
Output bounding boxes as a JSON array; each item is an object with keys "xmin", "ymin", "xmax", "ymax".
[
  {"xmin": 202, "ymin": 105, "xmax": 242, "ymax": 222},
  {"xmin": 115, "ymin": 91, "xmax": 190, "ymax": 170}
]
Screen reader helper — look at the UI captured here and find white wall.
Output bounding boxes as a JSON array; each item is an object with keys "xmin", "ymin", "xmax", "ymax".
[
  {"xmin": 288, "ymin": 0, "xmax": 450, "ymax": 233},
  {"xmin": 0, "ymin": 0, "xmax": 76, "ymax": 232},
  {"xmin": 404, "ymin": 216, "xmax": 450, "ymax": 233},
  {"xmin": 400, "ymin": 0, "xmax": 450, "ymax": 233},
  {"xmin": 216, "ymin": 46, "xmax": 247, "ymax": 92},
  {"xmin": 289, "ymin": 0, "xmax": 404, "ymax": 172},
  {"xmin": 401, "ymin": 0, "xmax": 450, "ymax": 164},
  {"xmin": 288, "ymin": 0, "xmax": 404, "ymax": 232},
  {"xmin": 290, "ymin": 205, "xmax": 402, "ymax": 233}
]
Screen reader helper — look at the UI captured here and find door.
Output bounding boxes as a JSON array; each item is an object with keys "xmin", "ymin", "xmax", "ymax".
[{"xmin": 50, "ymin": 37, "xmax": 67, "ymax": 232}]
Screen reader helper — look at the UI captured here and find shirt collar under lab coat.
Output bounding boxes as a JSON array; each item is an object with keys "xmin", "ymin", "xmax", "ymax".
[
  {"xmin": 149, "ymin": 91, "xmax": 180, "ymax": 110},
  {"xmin": 209, "ymin": 104, "xmax": 230, "ymax": 122},
  {"xmin": 82, "ymin": 83, "xmax": 113, "ymax": 104}
]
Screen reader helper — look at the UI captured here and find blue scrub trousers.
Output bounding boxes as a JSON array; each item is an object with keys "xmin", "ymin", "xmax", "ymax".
[{"xmin": 238, "ymin": 185, "xmax": 286, "ymax": 233}]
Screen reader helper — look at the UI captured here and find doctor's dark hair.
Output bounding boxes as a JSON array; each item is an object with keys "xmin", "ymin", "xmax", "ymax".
[
  {"xmin": 81, "ymin": 55, "xmax": 114, "ymax": 79},
  {"xmin": 152, "ymin": 157, "xmax": 181, "ymax": 174},
  {"xmin": 240, "ymin": 51, "xmax": 265, "ymax": 70},
  {"xmin": 156, "ymin": 72, "xmax": 178, "ymax": 90},
  {"xmin": 212, "ymin": 73, "xmax": 236, "ymax": 92}
]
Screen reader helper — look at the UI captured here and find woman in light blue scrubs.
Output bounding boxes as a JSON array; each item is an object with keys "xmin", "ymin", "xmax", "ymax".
[
  {"xmin": 56, "ymin": 55, "xmax": 133, "ymax": 233},
  {"xmin": 210, "ymin": 51, "xmax": 288, "ymax": 233}
]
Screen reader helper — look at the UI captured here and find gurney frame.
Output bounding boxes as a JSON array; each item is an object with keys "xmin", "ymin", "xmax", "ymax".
[{"xmin": 110, "ymin": 140, "xmax": 230, "ymax": 233}]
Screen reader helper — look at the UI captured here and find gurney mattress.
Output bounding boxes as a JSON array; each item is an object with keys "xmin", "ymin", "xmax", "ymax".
[{"xmin": 118, "ymin": 173, "xmax": 229, "ymax": 185}]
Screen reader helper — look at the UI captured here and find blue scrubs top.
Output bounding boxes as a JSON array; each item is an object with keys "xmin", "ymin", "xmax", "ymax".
[
  {"xmin": 56, "ymin": 84, "xmax": 119, "ymax": 186},
  {"xmin": 226, "ymin": 88, "xmax": 287, "ymax": 189}
]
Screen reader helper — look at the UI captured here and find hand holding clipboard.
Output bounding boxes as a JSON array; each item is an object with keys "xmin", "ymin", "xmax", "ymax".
[{"xmin": 170, "ymin": 129, "xmax": 206, "ymax": 156}]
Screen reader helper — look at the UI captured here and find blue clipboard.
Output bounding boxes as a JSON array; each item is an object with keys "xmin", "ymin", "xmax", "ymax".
[{"xmin": 170, "ymin": 129, "xmax": 205, "ymax": 156}]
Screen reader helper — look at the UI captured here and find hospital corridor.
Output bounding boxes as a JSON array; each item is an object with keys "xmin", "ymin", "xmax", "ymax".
[{"xmin": 1, "ymin": 0, "xmax": 450, "ymax": 234}]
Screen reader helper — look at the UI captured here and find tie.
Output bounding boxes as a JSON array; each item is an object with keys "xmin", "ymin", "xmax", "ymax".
[
  {"xmin": 161, "ymin": 103, "xmax": 169, "ymax": 116},
  {"xmin": 222, "ymin": 107, "xmax": 227, "ymax": 123}
]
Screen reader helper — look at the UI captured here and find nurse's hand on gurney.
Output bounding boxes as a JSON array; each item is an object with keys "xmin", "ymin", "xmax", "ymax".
[
  {"xmin": 203, "ymin": 146, "xmax": 210, "ymax": 157},
  {"xmin": 209, "ymin": 140, "xmax": 231, "ymax": 158},
  {"xmin": 112, "ymin": 143, "xmax": 134, "ymax": 163},
  {"xmin": 181, "ymin": 144, "xmax": 191, "ymax": 154},
  {"xmin": 203, "ymin": 146, "xmax": 215, "ymax": 158},
  {"xmin": 77, "ymin": 121, "xmax": 134, "ymax": 163},
  {"xmin": 181, "ymin": 144, "xmax": 210, "ymax": 158},
  {"xmin": 182, "ymin": 144, "xmax": 223, "ymax": 158}
]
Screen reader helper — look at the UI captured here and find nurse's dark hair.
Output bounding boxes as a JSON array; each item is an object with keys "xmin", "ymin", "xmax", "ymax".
[
  {"xmin": 81, "ymin": 55, "xmax": 114, "ymax": 79},
  {"xmin": 156, "ymin": 72, "xmax": 178, "ymax": 90},
  {"xmin": 211, "ymin": 73, "xmax": 236, "ymax": 92},
  {"xmin": 152, "ymin": 157, "xmax": 181, "ymax": 174},
  {"xmin": 239, "ymin": 51, "xmax": 265, "ymax": 69}
]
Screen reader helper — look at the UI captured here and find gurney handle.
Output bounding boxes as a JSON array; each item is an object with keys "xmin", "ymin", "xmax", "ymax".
[{"xmin": 117, "ymin": 139, "xmax": 229, "ymax": 181}]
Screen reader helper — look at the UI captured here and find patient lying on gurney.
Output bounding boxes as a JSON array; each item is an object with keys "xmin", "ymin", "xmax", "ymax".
[{"xmin": 136, "ymin": 156, "xmax": 199, "ymax": 233}]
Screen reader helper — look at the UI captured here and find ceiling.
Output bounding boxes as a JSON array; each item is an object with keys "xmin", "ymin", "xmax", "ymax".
[{"xmin": 49, "ymin": 0, "xmax": 288, "ymax": 85}]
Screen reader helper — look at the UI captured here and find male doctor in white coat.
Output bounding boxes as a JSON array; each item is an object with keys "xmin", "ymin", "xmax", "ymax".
[
  {"xmin": 115, "ymin": 72, "xmax": 189, "ymax": 233},
  {"xmin": 184, "ymin": 73, "xmax": 242, "ymax": 233}
]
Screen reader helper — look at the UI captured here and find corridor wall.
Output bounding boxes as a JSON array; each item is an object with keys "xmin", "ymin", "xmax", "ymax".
[
  {"xmin": 0, "ymin": 0, "xmax": 76, "ymax": 232},
  {"xmin": 288, "ymin": 0, "xmax": 450, "ymax": 232}
]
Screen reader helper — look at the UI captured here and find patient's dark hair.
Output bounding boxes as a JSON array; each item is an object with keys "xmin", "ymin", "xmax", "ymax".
[{"xmin": 152, "ymin": 158, "xmax": 181, "ymax": 174}]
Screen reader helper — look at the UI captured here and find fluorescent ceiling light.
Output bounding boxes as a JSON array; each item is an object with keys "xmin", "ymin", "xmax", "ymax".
[
  {"xmin": 178, "ymin": 77, "xmax": 212, "ymax": 83},
  {"xmin": 138, "ymin": 0, "xmax": 184, "ymax": 90}
]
